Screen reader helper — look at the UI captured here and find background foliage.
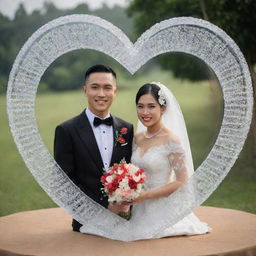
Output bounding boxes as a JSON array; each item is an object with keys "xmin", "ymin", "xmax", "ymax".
[
  {"xmin": 0, "ymin": 1, "xmax": 255, "ymax": 215},
  {"xmin": 0, "ymin": 2, "xmax": 135, "ymax": 94}
]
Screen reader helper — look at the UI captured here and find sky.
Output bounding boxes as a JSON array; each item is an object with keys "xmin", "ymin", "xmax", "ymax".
[{"xmin": 0, "ymin": 0, "xmax": 130, "ymax": 19}]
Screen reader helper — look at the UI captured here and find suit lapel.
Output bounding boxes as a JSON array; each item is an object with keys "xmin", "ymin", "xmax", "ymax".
[
  {"xmin": 75, "ymin": 110, "xmax": 104, "ymax": 171},
  {"xmin": 110, "ymin": 116, "xmax": 120, "ymax": 166}
]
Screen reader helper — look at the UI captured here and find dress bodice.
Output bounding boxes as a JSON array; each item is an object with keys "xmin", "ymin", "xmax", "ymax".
[{"xmin": 131, "ymin": 141, "xmax": 186, "ymax": 190}]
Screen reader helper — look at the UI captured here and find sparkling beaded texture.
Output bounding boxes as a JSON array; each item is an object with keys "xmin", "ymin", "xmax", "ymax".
[{"xmin": 7, "ymin": 15, "xmax": 253, "ymax": 241}]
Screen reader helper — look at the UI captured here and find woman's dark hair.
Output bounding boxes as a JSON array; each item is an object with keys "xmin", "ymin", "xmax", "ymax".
[
  {"xmin": 84, "ymin": 64, "xmax": 116, "ymax": 82},
  {"xmin": 136, "ymin": 83, "xmax": 165, "ymax": 105}
]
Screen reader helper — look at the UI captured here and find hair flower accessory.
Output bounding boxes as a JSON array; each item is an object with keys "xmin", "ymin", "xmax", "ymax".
[
  {"xmin": 158, "ymin": 88, "xmax": 166, "ymax": 106},
  {"xmin": 151, "ymin": 81, "xmax": 166, "ymax": 106}
]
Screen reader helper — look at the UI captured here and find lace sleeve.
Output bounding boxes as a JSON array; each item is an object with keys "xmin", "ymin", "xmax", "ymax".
[{"xmin": 168, "ymin": 142, "xmax": 188, "ymax": 182}]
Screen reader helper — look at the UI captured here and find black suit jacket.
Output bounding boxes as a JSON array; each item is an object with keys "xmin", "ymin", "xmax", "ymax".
[{"xmin": 54, "ymin": 109, "xmax": 133, "ymax": 230}]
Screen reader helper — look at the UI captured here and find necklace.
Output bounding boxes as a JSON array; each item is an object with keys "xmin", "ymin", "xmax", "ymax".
[{"xmin": 144, "ymin": 128, "xmax": 163, "ymax": 139}]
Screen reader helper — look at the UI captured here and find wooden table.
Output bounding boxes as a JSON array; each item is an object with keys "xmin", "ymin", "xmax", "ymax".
[{"xmin": 0, "ymin": 206, "xmax": 256, "ymax": 256}]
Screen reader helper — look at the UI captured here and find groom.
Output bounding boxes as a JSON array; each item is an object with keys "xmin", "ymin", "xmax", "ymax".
[{"xmin": 54, "ymin": 64, "xmax": 134, "ymax": 231}]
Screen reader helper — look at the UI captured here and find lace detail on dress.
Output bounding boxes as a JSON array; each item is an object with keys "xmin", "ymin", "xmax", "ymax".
[
  {"xmin": 132, "ymin": 140, "xmax": 187, "ymax": 188},
  {"xmin": 167, "ymin": 143, "xmax": 186, "ymax": 171},
  {"xmin": 169, "ymin": 153, "xmax": 186, "ymax": 171}
]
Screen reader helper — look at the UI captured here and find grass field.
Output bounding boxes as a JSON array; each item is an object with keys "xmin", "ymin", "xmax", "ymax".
[{"xmin": 0, "ymin": 70, "xmax": 255, "ymax": 216}]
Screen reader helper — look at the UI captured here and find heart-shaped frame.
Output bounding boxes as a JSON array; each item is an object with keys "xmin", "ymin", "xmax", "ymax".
[{"xmin": 7, "ymin": 15, "xmax": 253, "ymax": 241}]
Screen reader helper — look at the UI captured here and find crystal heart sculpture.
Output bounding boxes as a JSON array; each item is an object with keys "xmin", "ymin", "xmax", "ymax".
[{"xmin": 7, "ymin": 15, "xmax": 253, "ymax": 241}]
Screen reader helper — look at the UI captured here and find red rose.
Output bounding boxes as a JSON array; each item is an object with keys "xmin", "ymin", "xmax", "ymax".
[
  {"xmin": 106, "ymin": 177, "xmax": 119, "ymax": 192},
  {"xmin": 138, "ymin": 177, "xmax": 145, "ymax": 183},
  {"xmin": 117, "ymin": 137, "xmax": 126, "ymax": 144},
  {"xmin": 135, "ymin": 169, "xmax": 146, "ymax": 183},
  {"xmin": 135, "ymin": 169, "xmax": 142, "ymax": 175},
  {"xmin": 101, "ymin": 173, "xmax": 111, "ymax": 184},
  {"xmin": 128, "ymin": 178, "xmax": 138, "ymax": 189},
  {"xmin": 120, "ymin": 127, "xmax": 128, "ymax": 135}
]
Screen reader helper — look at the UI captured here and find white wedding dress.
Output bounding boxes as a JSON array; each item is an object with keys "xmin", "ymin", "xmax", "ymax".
[{"xmin": 131, "ymin": 141, "xmax": 211, "ymax": 238}]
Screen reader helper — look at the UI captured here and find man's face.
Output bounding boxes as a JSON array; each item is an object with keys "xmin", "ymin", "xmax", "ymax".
[{"xmin": 83, "ymin": 72, "xmax": 117, "ymax": 118}]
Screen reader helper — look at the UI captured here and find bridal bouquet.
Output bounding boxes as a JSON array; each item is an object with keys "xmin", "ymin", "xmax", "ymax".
[{"xmin": 101, "ymin": 160, "xmax": 146, "ymax": 203}]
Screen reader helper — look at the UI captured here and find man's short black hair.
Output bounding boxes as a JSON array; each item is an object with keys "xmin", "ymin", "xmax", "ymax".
[{"xmin": 84, "ymin": 64, "xmax": 116, "ymax": 82}]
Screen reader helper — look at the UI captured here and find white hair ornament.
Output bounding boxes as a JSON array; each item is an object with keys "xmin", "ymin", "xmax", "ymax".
[{"xmin": 151, "ymin": 81, "xmax": 166, "ymax": 106}]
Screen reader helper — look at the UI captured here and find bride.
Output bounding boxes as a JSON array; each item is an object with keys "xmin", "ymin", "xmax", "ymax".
[{"xmin": 124, "ymin": 82, "xmax": 211, "ymax": 237}]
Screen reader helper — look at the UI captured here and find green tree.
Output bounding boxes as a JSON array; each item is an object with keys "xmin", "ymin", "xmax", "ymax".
[
  {"xmin": 127, "ymin": 0, "xmax": 208, "ymax": 81},
  {"xmin": 0, "ymin": 2, "xmax": 134, "ymax": 94},
  {"xmin": 0, "ymin": 13, "xmax": 15, "ymax": 77}
]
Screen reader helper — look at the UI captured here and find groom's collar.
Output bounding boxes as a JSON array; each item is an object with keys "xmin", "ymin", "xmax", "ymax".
[{"xmin": 85, "ymin": 108, "xmax": 111, "ymax": 127}]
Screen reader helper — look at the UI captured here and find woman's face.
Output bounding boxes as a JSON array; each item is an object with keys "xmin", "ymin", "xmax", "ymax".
[{"xmin": 136, "ymin": 93, "xmax": 164, "ymax": 127}]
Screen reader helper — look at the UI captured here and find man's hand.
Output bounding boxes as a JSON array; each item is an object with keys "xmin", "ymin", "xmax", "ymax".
[{"xmin": 108, "ymin": 203, "xmax": 130, "ymax": 214}]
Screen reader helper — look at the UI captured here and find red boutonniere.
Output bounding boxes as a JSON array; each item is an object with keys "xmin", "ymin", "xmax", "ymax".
[{"xmin": 115, "ymin": 127, "xmax": 128, "ymax": 146}]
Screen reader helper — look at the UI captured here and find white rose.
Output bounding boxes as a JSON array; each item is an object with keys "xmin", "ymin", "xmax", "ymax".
[{"xmin": 106, "ymin": 175, "xmax": 113, "ymax": 183}]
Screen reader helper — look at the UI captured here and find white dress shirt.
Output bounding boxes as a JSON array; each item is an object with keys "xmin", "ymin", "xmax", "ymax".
[{"xmin": 85, "ymin": 109, "xmax": 113, "ymax": 171}]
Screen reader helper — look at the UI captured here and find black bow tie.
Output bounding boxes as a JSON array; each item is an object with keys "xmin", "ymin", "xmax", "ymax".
[{"xmin": 93, "ymin": 116, "xmax": 113, "ymax": 127}]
